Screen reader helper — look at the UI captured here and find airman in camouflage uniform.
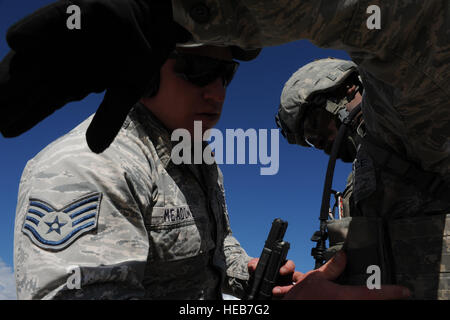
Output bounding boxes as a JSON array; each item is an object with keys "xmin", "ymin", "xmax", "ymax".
[
  {"xmin": 172, "ymin": 0, "xmax": 450, "ymax": 299},
  {"xmin": 13, "ymin": 43, "xmax": 264, "ymax": 300},
  {"xmin": 14, "ymin": 43, "xmax": 302, "ymax": 300},
  {"xmin": 15, "ymin": 102, "xmax": 252, "ymax": 299}
]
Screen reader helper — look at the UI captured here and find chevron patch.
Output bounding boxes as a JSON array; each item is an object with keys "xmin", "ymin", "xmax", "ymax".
[{"xmin": 22, "ymin": 193, "xmax": 102, "ymax": 251}]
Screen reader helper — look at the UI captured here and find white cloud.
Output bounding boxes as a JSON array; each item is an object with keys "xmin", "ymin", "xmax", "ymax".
[{"xmin": 0, "ymin": 258, "xmax": 17, "ymax": 300}]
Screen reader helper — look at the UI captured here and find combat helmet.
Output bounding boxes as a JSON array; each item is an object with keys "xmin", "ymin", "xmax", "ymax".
[{"xmin": 275, "ymin": 58, "xmax": 362, "ymax": 147}]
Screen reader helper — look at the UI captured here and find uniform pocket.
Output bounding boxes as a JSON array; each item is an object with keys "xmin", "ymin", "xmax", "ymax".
[
  {"xmin": 388, "ymin": 213, "xmax": 450, "ymax": 299},
  {"xmin": 352, "ymin": 144, "xmax": 377, "ymax": 204},
  {"xmin": 147, "ymin": 205, "xmax": 209, "ymax": 261},
  {"xmin": 325, "ymin": 217, "xmax": 352, "ymax": 260},
  {"xmin": 327, "ymin": 217, "xmax": 387, "ymax": 285}
]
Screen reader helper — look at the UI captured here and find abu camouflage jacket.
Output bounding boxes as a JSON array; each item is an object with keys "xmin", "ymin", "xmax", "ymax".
[{"xmin": 14, "ymin": 103, "xmax": 251, "ymax": 299}]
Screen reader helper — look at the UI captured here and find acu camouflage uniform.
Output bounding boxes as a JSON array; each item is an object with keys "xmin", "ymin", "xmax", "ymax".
[
  {"xmin": 173, "ymin": 0, "xmax": 450, "ymax": 299},
  {"xmin": 277, "ymin": 58, "xmax": 363, "ymax": 219},
  {"xmin": 14, "ymin": 103, "xmax": 251, "ymax": 300}
]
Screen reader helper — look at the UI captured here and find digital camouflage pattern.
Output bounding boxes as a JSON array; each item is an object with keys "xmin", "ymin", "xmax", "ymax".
[
  {"xmin": 277, "ymin": 58, "xmax": 361, "ymax": 219},
  {"xmin": 173, "ymin": 0, "xmax": 450, "ymax": 174},
  {"xmin": 389, "ymin": 214, "xmax": 450, "ymax": 300},
  {"xmin": 14, "ymin": 103, "xmax": 251, "ymax": 299},
  {"xmin": 278, "ymin": 58, "xmax": 358, "ymax": 146},
  {"xmin": 276, "ymin": 58, "xmax": 362, "ymax": 269},
  {"xmin": 172, "ymin": 0, "xmax": 450, "ymax": 299}
]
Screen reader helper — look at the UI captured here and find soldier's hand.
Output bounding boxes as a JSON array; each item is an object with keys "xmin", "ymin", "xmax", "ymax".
[
  {"xmin": 0, "ymin": 0, "xmax": 190, "ymax": 153},
  {"xmin": 247, "ymin": 258, "xmax": 302, "ymax": 298},
  {"xmin": 283, "ymin": 251, "xmax": 411, "ymax": 300}
]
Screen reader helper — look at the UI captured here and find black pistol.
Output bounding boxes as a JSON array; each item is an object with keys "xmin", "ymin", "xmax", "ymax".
[{"xmin": 247, "ymin": 218, "xmax": 290, "ymax": 300}]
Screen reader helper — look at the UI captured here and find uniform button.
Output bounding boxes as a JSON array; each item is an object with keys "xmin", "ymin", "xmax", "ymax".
[{"xmin": 189, "ymin": 3, "xmax": 211, "ymax": 24}]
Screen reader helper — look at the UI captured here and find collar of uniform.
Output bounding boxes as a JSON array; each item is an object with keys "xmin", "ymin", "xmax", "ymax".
[
  {"xmin": 184, "ymin": 143, "xmax": 219, "ymax": 194},
  {"xmin": 129, "ymin": 102, "xmax": 174, "ymax": 168},
  {"xmin": 129, "ymin": 103, "xmax": 221, "ymax": 181}
]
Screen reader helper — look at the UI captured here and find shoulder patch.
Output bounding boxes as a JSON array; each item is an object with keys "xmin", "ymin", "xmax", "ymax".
[{"xmin": 22, "ymin": 193, "xmax": 102, "ymax": 251}]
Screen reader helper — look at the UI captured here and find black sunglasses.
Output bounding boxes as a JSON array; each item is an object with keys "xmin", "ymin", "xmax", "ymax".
[{"xmin": 169, "ymin": 50, "xmax": 239, "ymax": 87}]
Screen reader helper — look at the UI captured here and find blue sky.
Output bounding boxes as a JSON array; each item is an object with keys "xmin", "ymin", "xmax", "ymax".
[{"xmin": 0, "ymin": 0, "xmax": 353, "ymax": 298}]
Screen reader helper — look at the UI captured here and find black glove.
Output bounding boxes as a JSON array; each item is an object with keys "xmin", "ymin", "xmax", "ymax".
[{"xmin": 0, "ymin": 0, "xmax": 190, "ymax": 153}]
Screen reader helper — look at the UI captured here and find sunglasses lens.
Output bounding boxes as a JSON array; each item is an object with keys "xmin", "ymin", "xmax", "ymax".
[
  {"xmin": 172, "ymin": 52, "xmax": 239, "ymax": 87},
  {"xmin": 222, "ymin": 63, "xmax": 239, "ymax": 86}
]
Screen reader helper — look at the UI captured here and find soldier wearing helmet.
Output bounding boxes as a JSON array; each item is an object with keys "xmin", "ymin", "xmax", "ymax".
[
  {"xmin": 276, "ymin": 58, "xmax": 363, "ymax": 163},
  {"xmin": 276, "ymin": 58, "xmax": 364, "ymax": 218}
]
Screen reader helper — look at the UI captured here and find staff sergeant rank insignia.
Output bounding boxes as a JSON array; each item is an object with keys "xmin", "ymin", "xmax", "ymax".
[{"xmin": 22, "ymin": 193, "xmax": 102, "ymax": 251}]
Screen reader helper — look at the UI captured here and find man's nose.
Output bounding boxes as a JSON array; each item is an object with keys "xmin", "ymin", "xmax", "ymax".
[{"xmin": 202, "ymin": 78, "xmax": 226, "ymax": 103}]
